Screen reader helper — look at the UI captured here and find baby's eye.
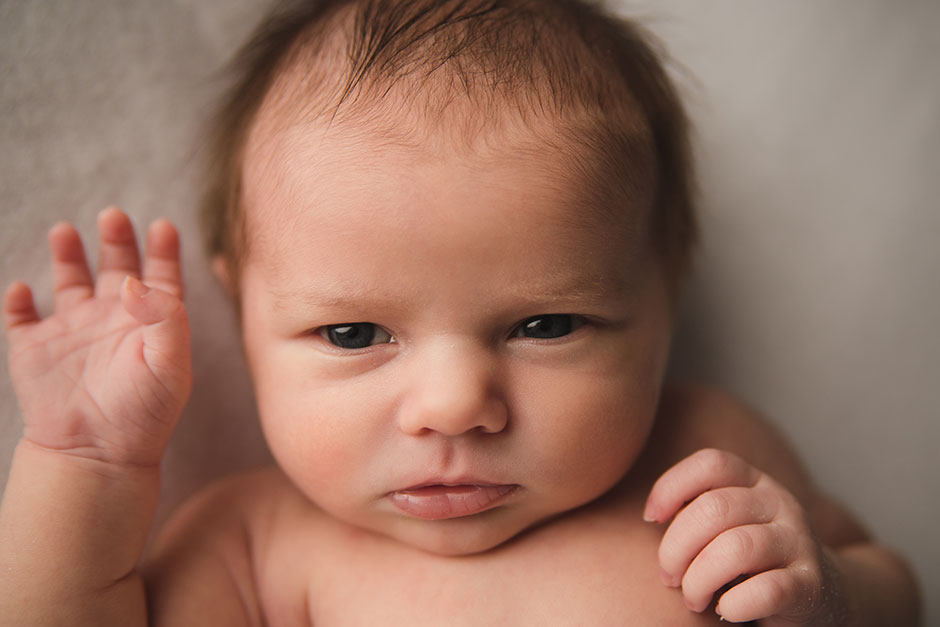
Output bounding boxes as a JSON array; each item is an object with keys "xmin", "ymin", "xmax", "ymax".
[
  {"xmin": 511, "ymin": 314, "xmax": 584, "ymax": 339},
  {"xmin": 318, "ymin": 323, "xmax": 394, "ymax": 349}
]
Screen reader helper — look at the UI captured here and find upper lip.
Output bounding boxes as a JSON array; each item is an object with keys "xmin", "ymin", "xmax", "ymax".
[{"xmin": 393, "ymin": 479, "xmax": 515, "ymax": 492}]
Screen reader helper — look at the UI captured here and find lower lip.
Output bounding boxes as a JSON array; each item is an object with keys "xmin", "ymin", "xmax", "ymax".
[{"xmin": 388, "ymin": 484, "xmax": 518, "ymax": 520}]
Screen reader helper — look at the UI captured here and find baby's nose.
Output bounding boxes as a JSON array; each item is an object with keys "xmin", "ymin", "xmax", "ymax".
[{"xmin": 397, "ymin": 340, "xmax": 507, "ymax": 437}]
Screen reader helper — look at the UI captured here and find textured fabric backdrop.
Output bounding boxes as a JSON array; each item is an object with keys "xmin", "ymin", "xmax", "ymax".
[{"xmin": 1, "ymin": 1, "xmax": 937, "ymax": 621}]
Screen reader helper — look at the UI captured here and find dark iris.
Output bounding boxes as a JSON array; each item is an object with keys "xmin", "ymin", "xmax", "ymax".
[
  {"xmin": 325, "ymin": 323, "xmax": 376, "ymax": 349},
  {"xmin": 518, "ymin": 315, "xmax": 575, "ymax": 339}
]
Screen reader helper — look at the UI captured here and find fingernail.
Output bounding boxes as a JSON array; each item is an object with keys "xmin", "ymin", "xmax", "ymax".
[
  {"xmin": 659, "ymin": 567, "xmax": 676, "ymax": 587},
  {"xmin": 642, "ymin": 508, "xmax": 657, "ymax": 523},
  {"xmin": 124, "ymin": 276, "xmax": 150, "ymax": 297}
]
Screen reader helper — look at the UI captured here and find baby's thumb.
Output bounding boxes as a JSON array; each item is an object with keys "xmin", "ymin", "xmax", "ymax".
[{"xmin": 121, "ymin": 276, "xmax": 191, "ymax": 371}]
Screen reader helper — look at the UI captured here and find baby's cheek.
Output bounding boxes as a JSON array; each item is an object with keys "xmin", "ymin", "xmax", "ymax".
[
  {"xmin": 523, "ymin": 372, "xmax": 654, "ymax": 493},
  {"xmin": 259, "ymin": 395, "xmax": 354, "ymax": 490}
]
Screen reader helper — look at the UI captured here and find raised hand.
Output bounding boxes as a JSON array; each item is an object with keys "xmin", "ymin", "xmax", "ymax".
[
  {"xmin": 644, "ymin": 448, "xmax": 844, "ymax": 625},
  {"xmin": 3, "ymin": 208, "xmax": 191, "ymax": 468}
]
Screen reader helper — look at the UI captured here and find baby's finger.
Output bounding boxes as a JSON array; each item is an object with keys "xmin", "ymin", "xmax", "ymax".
[
  {"xmin": 49, "ymin": 222, "xmax": 94, "ymax": 311},
  {"xmin": 95, "ymin": 207, "xmax": 141, "ymax": 297},
  {"xmin": 658, "ymin": 485, "xmax": 776, "ymax": 586},
  {"xmin": 681, "ymin": 523, "xmax": 791, "ymax": 613},
  {"xmin": 644, "ymin": 448, "xmax": 760, "ymax": 524},
  {"xmin": 121, "ymin": 276, "xmax": 191, "ymax": 404},
  {"xmin": 715, "ymin": 567, "xmax": 817, "ymax": 623},
  {"xmin": 3, "ymin": 281, "xmax": 40, "ymax": 333},
  {"xmin": 142, "ymin": 219, "xmax": 184, "ymax": 299}
]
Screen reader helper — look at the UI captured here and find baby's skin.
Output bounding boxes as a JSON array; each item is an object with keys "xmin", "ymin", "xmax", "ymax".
[{"xmin": 0, "ymin": 115, "xmax": 920, "ymax": 625}]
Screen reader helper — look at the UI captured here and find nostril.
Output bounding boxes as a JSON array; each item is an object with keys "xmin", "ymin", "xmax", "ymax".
[
  {"xmin": 397, "ymin": 343, "xmax": 507, "ymax": 436},
  {"xmin": 397, "ymin": 392, "xmax": 508, "ymax": 437},
  {"xmin": 477, "ymin": 399, "xmax": 508, "ymax": 434}
]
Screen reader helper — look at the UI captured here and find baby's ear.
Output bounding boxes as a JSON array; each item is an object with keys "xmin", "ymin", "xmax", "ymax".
[{"xmin": 211, "ymin": 256, "xmax": 235, "ymax": 297}]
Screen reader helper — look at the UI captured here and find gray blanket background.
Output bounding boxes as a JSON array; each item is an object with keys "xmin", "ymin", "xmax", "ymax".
[{"xmin": 2, "ymin": 1, "xmax": 938, "ymax": 621}]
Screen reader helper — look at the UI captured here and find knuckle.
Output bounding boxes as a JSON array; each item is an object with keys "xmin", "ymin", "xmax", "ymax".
[
  {"xmin": 694, "ymin": 490, "xmax": 732, "ymax": 527},
  {"xmin": 695, "ymin": 447, "xmax": 735, "ymax": 477},
  {"xmin": 723, "ymin": 526, "xmax": 756, "ymax": 562}
]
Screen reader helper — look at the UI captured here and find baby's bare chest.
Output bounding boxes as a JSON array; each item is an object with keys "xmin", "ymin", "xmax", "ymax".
[{"xmin": 257, "ymin": 503, "xmax": 724, "ymax": 627}]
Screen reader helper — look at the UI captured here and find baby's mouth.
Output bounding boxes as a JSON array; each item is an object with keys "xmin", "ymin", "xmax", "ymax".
[{"xmin": 388, "ymin": 483, "xmax": 518, "ymax": 520}]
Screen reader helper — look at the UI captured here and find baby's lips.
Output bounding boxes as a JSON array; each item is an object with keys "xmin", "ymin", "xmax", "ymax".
[{"xmin": 388, "ymin": 483, "xmax": 517, "ymax": 520}]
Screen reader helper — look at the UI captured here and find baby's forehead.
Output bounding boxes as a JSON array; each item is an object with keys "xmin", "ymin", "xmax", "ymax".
[
  {"xmin": 242, "ymin": 103, "xmax": 654, "ymax": 246},
  {"xmin": 238, "ymin": 116, "xmax": 655, "ymax": 303}
]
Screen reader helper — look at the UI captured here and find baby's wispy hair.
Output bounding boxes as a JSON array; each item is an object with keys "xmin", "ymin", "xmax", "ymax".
[{"xmin": 201, "ymin": 0, "xmax": 696, "ymax": 297}]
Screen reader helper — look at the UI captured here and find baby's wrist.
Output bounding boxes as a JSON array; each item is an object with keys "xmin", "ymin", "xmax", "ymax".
[
  {"xmin": 15, "ymin": 435, "xmax": 162, "ymax": 474},
  {"xmin": 818, "ymin": 543, "xmax": 922, "ymax": 627},
  {"xmin": 805, "ymin": 545, "xmax": 851, "ymax": 625},
  {"xmin": 2, "ymin": 439, "xmax": 162, "ymax": 585},
  {"xmin": 20, "ymin": 411, "xmax": 174, "ymax": 469}
]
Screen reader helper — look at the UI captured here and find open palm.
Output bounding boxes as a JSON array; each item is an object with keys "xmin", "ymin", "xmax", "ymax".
[{"xmin": 3, "ymin": 208, "xmax": 191, "ymax": 467}]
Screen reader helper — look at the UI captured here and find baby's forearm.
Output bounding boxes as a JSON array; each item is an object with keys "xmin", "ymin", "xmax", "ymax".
[
  {"xmin": 0, "ymin": 439, "xmax": 159, "ymax": 626},
  {"xmin": 827, "ymin": 541, "xmax": 921, "ymax": 626}
]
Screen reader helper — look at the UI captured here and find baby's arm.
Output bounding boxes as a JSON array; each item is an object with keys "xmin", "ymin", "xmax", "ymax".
[
  {"xmin": 644, "ymin": 387, "xmax": 921, "ymax": 625},
  {"xmin": 0, "ymin": 209, "xmax": 190, "ymax": 625},
  {"xmin": 141, "ymin": 474, "xmax": 266, "ymax": 627}
]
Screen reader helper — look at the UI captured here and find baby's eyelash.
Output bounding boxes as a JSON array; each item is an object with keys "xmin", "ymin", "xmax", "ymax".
[
  {"xmin": 307, "ymin": 315, "xmax": 591, "ymax": 352},
  {"xmin": 510, "ymin": 314, "xmax": 586, "ymax": 340}
]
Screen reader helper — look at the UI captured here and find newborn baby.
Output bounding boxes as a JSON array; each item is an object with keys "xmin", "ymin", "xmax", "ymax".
[{"xmin": 0, "ymin": 1, "xmax": 920, "ymax": 624}]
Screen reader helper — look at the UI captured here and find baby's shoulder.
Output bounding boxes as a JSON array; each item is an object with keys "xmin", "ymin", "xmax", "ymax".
[
  {"xmin": 155, "ymin": 466, "xmax": 304, "ymax": 539},
  {"xmin": 142, "ymin": 466, "xmax": 318, "ymax": 626},
  {"xmin": 656, "ymin": 382, "xmax": 778, "ymax": 449},
  {"xmin": 642, "ymin": 382, "xmax": 815, "ymax": 501}
]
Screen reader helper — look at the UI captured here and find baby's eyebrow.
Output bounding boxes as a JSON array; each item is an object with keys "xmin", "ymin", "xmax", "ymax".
[
  {"xmin": 269, "ymin": 272, "xmax": 630, "ymax": 313},
  {"xmin": 269, "ymin": 282, "xmax": 390, "ymax": 310},
  {"xmin": 506, "ymin": 275, "xmax": 625, "ymax": 305}
]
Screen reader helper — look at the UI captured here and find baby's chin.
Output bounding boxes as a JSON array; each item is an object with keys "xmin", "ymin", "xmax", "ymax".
[
  {"xmin": 372, "ymin": 507, "xmax": 556, "ymax": 557},
  {"xmin": 402, "ymin": 528, "xmax": 514, "ymax": 557}
]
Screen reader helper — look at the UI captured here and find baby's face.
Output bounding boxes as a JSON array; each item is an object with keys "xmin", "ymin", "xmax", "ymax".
[{"xmin": 236, "ymin": 116, "xmax": 672, "ymax": 556}]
